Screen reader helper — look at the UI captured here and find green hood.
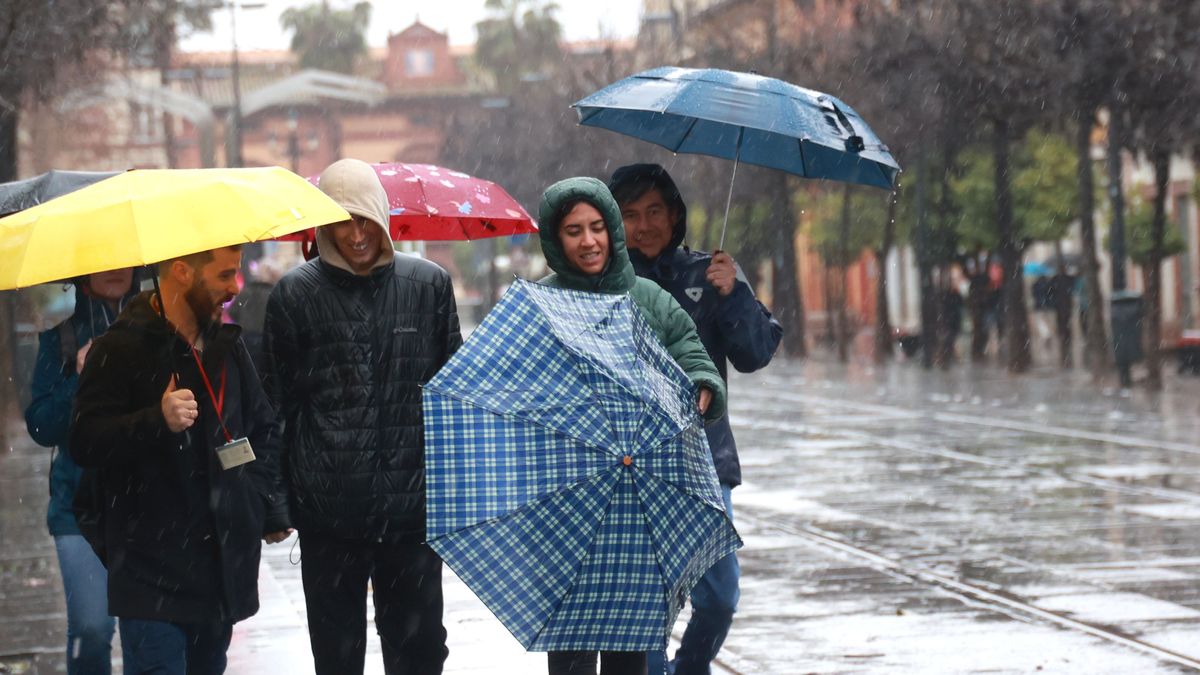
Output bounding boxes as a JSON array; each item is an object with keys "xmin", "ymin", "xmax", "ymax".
[{"xmin": 537, "ymin": 177, "xmax": 636, "ymax": 294}]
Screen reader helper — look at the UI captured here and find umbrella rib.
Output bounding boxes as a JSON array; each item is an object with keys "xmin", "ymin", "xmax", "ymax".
[
  {"xmin": 672, "ymin": 114, "xmax": 703, "ymax": 154},
  {"xmin": 428, "ymin": 466, "xmax": 622, "ymax": 542},
  {"xmin": 797, "ymin": 136, "xmax": 809, "ymax": 178},
  {"xmin": 423, "ymin": 386, "xmax": 620, "ymax": 459},
  {"xmin": 527, "ymin": 469, "xmax": 626, "ymax": 649}
]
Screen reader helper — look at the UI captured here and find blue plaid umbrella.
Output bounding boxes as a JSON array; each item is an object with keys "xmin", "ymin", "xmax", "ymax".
[
  {"xmin": 423, "ymin": 279, "xmax": 741, "ymax": 652},
  {"xmin": 572, "ymin": 66, "xmax": 900, "ymax": 248}
]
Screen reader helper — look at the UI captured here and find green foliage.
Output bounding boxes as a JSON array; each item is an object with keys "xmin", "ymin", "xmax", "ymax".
[
  {"xmin": 279, "ymin": 1, "xmax": 371, "ymax": 74},
  {"xmin": 1117, "ymin": 194, "xmax": 1186, "ymax": 265},
  {"xmin": 686, "ymin": 201, "xmax": 774, "ymax": 255},
  {"xmin": 950, "ymin": 130, "xmax": 1078, "ymax": 251},
  {"xmin": 805, "ymin": 186, "xmax": 892, "ymax": 267},
  {"xmin": 474, "ymin": 0, "xmax": 563, "ymax": 92}
]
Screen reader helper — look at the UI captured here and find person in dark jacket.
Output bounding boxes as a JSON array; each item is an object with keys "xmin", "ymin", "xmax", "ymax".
[
  {"xmin": 610, "ymin": 164, "xmax": 782, "ymax": 675},
  {"xmin": 262, "ymin": 158, "xmax": 462, "ymax": 675},
  {"xmin": 25, "ymin": 268, "xmax": 138, "ymax": 675},
  {"xmin": 537, "ymin": 177, "xmax": 725, "ymax": 675},
  {"xmin": 69, "ymin": 245, "xmax": 288, "ymax": 675}
]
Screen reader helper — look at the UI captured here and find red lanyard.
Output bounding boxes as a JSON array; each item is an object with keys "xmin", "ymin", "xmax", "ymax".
[{"xmin": 190, "ymin": 346, "xmax": 233, "ymax": 443}]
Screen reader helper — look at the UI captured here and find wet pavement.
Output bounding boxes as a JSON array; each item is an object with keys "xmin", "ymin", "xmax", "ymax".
[{"xmin": 5, "ymin": 354, "xmax": 1200, "ymax": 673}]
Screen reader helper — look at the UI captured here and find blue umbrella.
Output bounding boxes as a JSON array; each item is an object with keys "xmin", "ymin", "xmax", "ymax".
[
  {"xmin": 423, "ymin": 279, "xmax": 740, "ymax": 651},
  {"xmin": 1024, "ymin": 261, "xmax": 1052, "ymax": 277},
  {"xmin": 572, "ymin": 66, "xmax": 901, "ymax": 248}
]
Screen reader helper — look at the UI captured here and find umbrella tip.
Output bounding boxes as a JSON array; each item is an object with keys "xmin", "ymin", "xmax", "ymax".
[{"xmin": 622, "ymin": 455, "xmax": 632, "ymax": 466}]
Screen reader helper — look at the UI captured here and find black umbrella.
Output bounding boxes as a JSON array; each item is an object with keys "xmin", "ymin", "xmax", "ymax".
[{"xmin": 0, "ymin": 170, "xmax": 119, "ymax": 217}]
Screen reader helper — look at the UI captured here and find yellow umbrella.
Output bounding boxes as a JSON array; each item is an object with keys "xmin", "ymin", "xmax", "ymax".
[{"xmin": 0, "ymin": 166, "xmax": 350, "ymax": 290}]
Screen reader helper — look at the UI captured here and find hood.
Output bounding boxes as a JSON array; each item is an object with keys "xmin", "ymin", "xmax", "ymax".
[
  {"xmin": 71, "ymin": 267, "xmax": 144, "ymax": 337},
  {"xmin": 607, "ymin": 163, "xmax": 688, "ymax": 263},
  {"xmin": 537, "ymin": 177, "xmax": 636, "ymax": 294},
  {"xmin": 314, "ymin": 158, "xmax": 395, "ymax": 274}
]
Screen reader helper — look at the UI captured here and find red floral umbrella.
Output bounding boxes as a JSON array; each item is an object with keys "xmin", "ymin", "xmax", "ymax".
[{"xmin": 282, "ymin": 162, "xmax": 537, "ymax": 244}]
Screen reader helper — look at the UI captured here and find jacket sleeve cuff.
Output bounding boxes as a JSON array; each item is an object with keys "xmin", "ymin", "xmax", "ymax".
[{"xmin": 262, "ymin": 498, "xmax": 293, "ymax": 534}]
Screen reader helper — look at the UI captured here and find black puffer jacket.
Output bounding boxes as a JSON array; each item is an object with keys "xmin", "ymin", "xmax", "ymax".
[{"xmin": 263, "ymin": 253, "xmax": 462, "ymax": 540}]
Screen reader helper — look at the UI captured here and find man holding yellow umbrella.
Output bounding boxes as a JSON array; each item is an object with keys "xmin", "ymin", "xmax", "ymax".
[{"xmin": 0, "ymin": 166, "xmax": 349, "ymax": 674}]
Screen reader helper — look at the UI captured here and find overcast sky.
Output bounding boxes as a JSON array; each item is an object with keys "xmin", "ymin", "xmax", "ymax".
[{"xmin": 179, "ymin": 0, "xmax": 645, "ymax": 53}]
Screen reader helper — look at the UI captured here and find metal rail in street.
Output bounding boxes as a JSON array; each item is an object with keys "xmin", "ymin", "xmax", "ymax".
[{"xmin": 737, "ymin": 511, "xmax": 1200, "ymax": 672}]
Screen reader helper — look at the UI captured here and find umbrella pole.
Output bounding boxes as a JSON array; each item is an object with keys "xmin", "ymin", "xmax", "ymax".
[{"xmin": 718, "ymin": 127, "xmax": 744, "ymax": 252}]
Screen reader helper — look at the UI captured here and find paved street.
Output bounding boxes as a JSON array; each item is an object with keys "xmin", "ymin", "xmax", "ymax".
[{"xmin": 6, "ymin": 354, "xmax": 1200, "ymax": 673}]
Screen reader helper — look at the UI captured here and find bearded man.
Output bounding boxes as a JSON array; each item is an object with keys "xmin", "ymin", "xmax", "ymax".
[{"xmin": 70, "ymin": 245, "xmax": 289, "ymax": 675}]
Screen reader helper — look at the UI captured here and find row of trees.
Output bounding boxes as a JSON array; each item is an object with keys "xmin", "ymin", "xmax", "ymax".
[
  {"xmin": 442, "ymin": 0, "xmax": 1200, "ymax": 390},
  {"xmin": 853, "ymin": 0, "xmax": 1200, "ymax": 388},
  {"xmin": 664, "ymin": 0, "xmax": 1200, "ymax": 388}
]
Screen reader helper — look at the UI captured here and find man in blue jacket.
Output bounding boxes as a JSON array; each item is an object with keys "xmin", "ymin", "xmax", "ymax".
[{"xmin": 610, "ymin": 164, "xmax": 783, "ymax": 675}]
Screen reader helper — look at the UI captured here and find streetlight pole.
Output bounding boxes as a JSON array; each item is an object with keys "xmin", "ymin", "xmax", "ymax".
[
  {"xmin": 226, "ymin": 1, "xmax": 265, "ymax": 168},
  {"xmin": 286, "ymin": 109, "xmax": 300, "ymax": 174}
]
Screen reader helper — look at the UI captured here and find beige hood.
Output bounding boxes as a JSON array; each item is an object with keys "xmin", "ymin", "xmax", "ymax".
[{"xmin": 314, "ymin": 158, "xmax": 394, "ymax": 273}]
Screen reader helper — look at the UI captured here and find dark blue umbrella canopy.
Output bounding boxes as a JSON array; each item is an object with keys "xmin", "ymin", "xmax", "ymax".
[
  {"xmin": 0, "ymin": 170, "xmax": 120, "ymax": 217},
  {"xmin": 573, "ymin": 67, "xmax": 899, "ymax": 190}
]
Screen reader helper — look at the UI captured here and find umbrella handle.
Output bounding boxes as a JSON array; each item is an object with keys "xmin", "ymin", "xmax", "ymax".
[{"xmin": 719, "ymin": 127, "xmax": 744, "ymax": 252}]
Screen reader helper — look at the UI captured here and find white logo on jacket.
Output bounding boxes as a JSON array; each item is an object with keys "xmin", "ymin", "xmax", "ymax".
[{"xmin": 685, "ymin": 287, "xmax": 704, "ymax": 302}]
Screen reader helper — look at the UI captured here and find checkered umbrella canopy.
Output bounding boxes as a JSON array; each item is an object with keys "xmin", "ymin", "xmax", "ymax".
[{"xmin": 423, "ymin": 279, "xmax": 741, "ymax": 652}]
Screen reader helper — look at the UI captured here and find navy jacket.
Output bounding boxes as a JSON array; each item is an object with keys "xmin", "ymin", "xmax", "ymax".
[
  {"xmin": 613, "ymin": 164, "xmax": 782, "ymax": 486},
  {"xmin": 25, "ymin": 282, "xmax": 137, "ymax": 536}
]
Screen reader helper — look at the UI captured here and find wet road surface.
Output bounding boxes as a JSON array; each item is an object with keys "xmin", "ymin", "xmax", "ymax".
[{"xmin": 4, "ymin": 356, "xmax": 1200, "ymax": 673}]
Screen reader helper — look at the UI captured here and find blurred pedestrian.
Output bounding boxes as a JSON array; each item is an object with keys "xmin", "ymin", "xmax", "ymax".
[
  {"xmin": 938, "ymin": 283, "xmax": 964, "ymax": 367},
  {"xmin": 966, "ymin": 260, "xmax": 990, "ymax": 361},
  {"xmin": 228, "ymin": 258, "xmax": 284, "ymax": 372},
  {"xmin": 69, "ymin": 246, "xmax": 289, "ymax": 675},
  {"xmin": 25, "ymin": 268, "xmax": 139, "ymax": 674},
  {"xmin": 537, "ymin": 176, "xmax": 727, "ymax": 675},
  {"xmin": 1049, "ymin": 268, "xmax": 1077, "ymax": 367},
  {"xmin": 609, "ymin": 164, "xmax": 781, "ymax": 675},
  {"xmin": 263, "ymin": 158, "xmax": 461, "ymax": 674}
]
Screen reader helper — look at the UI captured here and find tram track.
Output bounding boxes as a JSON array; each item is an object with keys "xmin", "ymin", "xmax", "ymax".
[{"xmin": 734, "ymin": 509, "xmax": 1200, "ymax": 672}]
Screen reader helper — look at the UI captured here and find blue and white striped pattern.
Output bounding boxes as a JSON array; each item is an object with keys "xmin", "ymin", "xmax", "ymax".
[{"xmin": 423, "ymin": 279, "xmax": 741, "ymax": 651}]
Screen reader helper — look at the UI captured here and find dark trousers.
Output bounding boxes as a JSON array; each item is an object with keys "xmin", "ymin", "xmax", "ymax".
[
  {"xmin": 118, "ymin": 618, "xmax": 232, "ymax": 675},
  {"xmin": 299, "ymin": 530, "xmax": 448, "ymax": 675},
  {"xmin": 548, "ymin": 651, "xmax": 648, "ymax": 675}
]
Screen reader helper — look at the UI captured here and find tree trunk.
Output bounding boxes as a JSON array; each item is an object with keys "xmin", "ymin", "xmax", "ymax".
[
  {"xmin": 1053, "ymin": 240, "xmax": 1074, "ymax": 368},
  {"xmin": 969, "ymin": 253, "xmax": 990, "ymax": 362},
  {"xmin": 770, "ymin": 172, "xmax": 806, "ymax": 357},
  {"xmin": 914, "ymin": 145, "xmax": 935, "ymax": 369},
  {"xmin": 994, "ymin": 118, "xmax": 1032, "ymax": 373},
  {"xmin": 1145, "ymin": 146, "xmax": 1169, "ymax": 391},
  {"xmin": 0, "ymin": 103, "xmax": 17, "ymax": 434},
  {"xmin": 156, "ymin": 16, "xmax": 178, "ymax": 169},
  {"xmin": 1076, "ymin": 108, "xmax": 1109, "ymax": 375},
  {"xmin": 0, "ymin": 101, "xmax": 17, "ymax": 182},
  {"xmin": 822, "ymin": 263, "xmax": 836, "ymax": 348},
  {"xmin": 836, "ymin": 184, "xmax": 852, "ymax": 363},
  {"xmin": 1107, "ymin": 101, "xmax": 1129, "ymax": 292},
  {"xmin": 874, "ymin": 190, "xmax": 898, "ymax": 363}
]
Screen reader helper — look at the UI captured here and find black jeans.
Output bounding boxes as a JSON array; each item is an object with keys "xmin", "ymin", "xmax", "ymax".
[
  {"xmin": 548, "ymin": 650, "xmax": 648, "ymax": 675},
  {"xmin": 299, "ymin": 530, "xmax": 448, "ymax": 674}
]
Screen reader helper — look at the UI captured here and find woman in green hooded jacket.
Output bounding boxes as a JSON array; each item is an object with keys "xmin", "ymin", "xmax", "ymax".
[{"xmin": 536, "ymin": 177, "xmax": 726, "ymax": 675}]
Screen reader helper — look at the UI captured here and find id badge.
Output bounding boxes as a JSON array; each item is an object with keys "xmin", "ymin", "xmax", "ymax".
[{"xmin": 217, "ymin": 437, "xmax": 256, "ymax": 470}]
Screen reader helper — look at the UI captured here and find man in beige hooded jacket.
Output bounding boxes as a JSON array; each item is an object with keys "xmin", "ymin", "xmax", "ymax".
[{"xmin": 263, "ymin": 158, "xmax": 462, "ymax": 674}]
